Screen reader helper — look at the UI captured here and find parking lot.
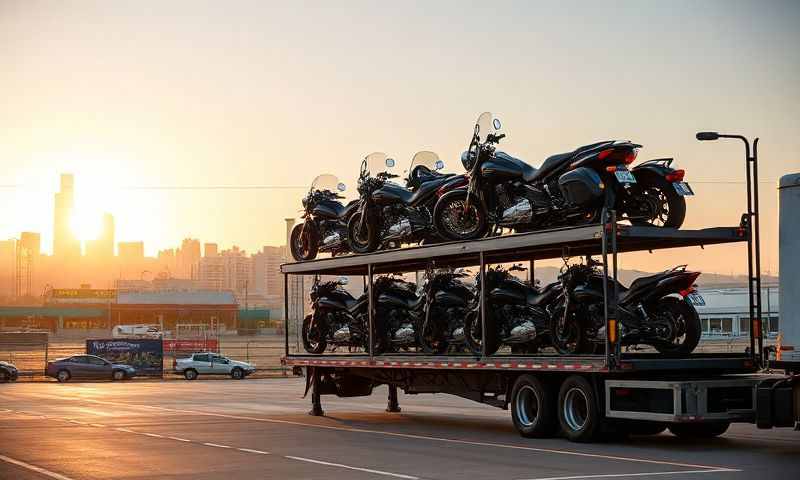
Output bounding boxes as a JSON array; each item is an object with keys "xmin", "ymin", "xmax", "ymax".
[{"xmin": 0, "ymin": 377, "xmax": 797, "ymax": 480}]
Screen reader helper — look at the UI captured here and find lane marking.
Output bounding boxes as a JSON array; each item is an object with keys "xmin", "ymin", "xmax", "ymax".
[
  {"xmin": 520, "ymin": 469, "xmax": 740, "ymax": 480},
  {"xmin": 142, "ymin": 433, "xmax": 163, "ymax": 438},
  {"xmin": 203, "ymin": 442, "xmax": 232, "ymax": 449},
  {"xmin": 115, "ymin": 428, "xmax": 135, "ymax": 433},
  {"xmin": 0, "ymin": 453, "xmax": 77, "ymax": 480},
  {"xmin": 238, "ymin": 447, "xmax": 270, "ymax": 455},
  {"xmin": 168, "ymin": 436, "xmax": 192, "ymax": 443},
  {"xmin": 89, "ymin": 423, "xmax": 106, "ymax": 428},
  {"xmin": 285, "ymin": 455, "xmax": 419, "ymax": 480}
]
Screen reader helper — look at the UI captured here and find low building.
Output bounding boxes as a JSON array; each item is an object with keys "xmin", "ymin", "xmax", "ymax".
[
  {"xmin": 696, "ymin": 285, "xmax": 780, "ymax": 338},
  {"xmin": 111, "ymin": 290, "xmax": 238, "ymax": 333}
]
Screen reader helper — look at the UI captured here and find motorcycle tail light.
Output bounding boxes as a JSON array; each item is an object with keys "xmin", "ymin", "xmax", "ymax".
[
  {"xmin": 599, "ymin": 147, "xmax": 637, "ymax": 164},
  {"xmin": 665, "ymin": 169, "xmax": 685, "ymax": 182},
  {"xmin": 605, "ymin": 165, "xmax": 617, "ymax": 172}
]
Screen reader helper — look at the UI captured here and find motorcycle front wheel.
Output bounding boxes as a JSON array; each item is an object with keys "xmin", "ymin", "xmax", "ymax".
[
  {"xmin": 650, "ymin": 297, "xmax": 701, "ymax": 356},
  {"xmin": 419, "ymin": 319, "xmax": 448, "ymax": 354},
  {"xmin": 551, "ymin": 309, "xmax": 589, "ymax": 355},
  {"xmin": 626, "ymin": 171, "xmax": 686, "ymax": 229},
  {"xmin": 290, "ymin": 223, "xmax": 319, "ymax": 261},
  {"xmin": 433, "ymin": 191, "xmax": 488, "ymax": 241},
  {"xmin": 464, "ymin": 309, "xmax": 499, "ymax": 356},
  {"xmin": 302, "ymin": 314, "xmax": 327, "ymax": 354},
  {"xmin": 347, "ymin": 212, "xmax": 378, "ymax": 254}
]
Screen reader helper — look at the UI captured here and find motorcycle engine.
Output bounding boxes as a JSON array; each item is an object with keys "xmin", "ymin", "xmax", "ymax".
[
  {"xmin": 496, "ymin": 185, "xmax": 533, "ymax": 226},
  {"xmin": 499, "ymin": 305, "xmax": 544, "ymax": 343}
]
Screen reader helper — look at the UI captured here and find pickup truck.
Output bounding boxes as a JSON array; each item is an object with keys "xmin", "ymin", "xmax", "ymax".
[{"xmin": 174, "ymin": 352, "xmax": 255, "ymax": 380}]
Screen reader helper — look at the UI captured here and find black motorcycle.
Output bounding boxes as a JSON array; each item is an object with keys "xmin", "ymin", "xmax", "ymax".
[
  {"xmin": 417, "ymin": 266, "xmax": 476, "ymax": 354},
  {"xmin": 464, "ymin": 265, "xmax": 562, "ymax": 356},
  {"xmin": 302, "ymin": 276, "xmax": 372, "ymax": 354},
  {"xmin": 290, "ymin": 174, "xmax": 358, "ymax": 261},
  {"xmin": 348, "ymin": 152, "xmax": 463, "ymax": 253},
  {"xmin": 433, "ymin": 112, "xmax": 693, "ymax": 241},
  {"xmin": 552, "ymin": 260, "xmax": 703, "ymax": 356},
  {"xmin": 373, "ymin": 275, "xmax": 424, "ymax": 352}
]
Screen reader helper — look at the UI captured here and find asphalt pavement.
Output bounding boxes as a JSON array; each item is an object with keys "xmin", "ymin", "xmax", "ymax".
[{"xmin": 0, "ymin": 377, "xmax": 798, "ymax": 480}]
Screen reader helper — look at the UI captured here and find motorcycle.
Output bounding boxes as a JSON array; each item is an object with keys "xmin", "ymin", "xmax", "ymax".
[
  {"xmin": 373, "ymin": 275, "xmax": 424, "ymax": 352},
  {"xmin": 290, "ymin": 174, "xmax": 358, "ymax": 261},
  {"xmin": 464, "ymin": 264, "xmax": 561, "ymax": 356},
  {"xmin": 347, "ymin": 152, "xmax": 458, "ymax": 253},
  {"xmin": 433, "ymin": 112, "xmax": 693, "ymax": 241},
  {"xmin": 552, "ymin": 259, "xmax": 703, "ymax": 356},
  {"xmin": 301, "ymin": 276, "xmax": 373, "ymax": 354},
  {"xmin": 417, "ymin": 266, "xmax": 476, "ymax": 354}
]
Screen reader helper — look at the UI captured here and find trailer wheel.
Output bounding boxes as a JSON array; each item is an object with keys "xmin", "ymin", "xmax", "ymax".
[
  {"xmin": 511, "ymin": 375, "xmax": 557, "ymax": 438},
  {"xmin": 558, "ymin": 375, "xmax": 601, "ymax": 442},
  {"xmin": 668, "ymin": 421, "xmax": 730, "ymax": 439}
]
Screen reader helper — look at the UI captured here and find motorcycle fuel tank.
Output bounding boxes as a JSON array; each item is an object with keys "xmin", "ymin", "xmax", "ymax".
[
  {"xmin": 490, "ymin": 286, "xmax": 527, "ymax": 304},
  {"xmin": 312, "ymin": 199, "xmax": 344, "ymax": 220},
  {"xmin": 481, "ymin": 154, "xmax": 529, "ymax": 183},
  {"xmin": 434, "ymin": 290, "xmax": 466, "ymax": 307},
  {"xmin": 372, "ymin": 183, "xmax": 411, "ymax": 205}
]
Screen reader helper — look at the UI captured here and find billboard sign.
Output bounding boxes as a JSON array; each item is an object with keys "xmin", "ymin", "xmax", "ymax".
[
  {"xmin": 86, "ymin": 339, "xmax": 163, "ymax": 377},
  {"xmin": 53, "ymin": 289, "xmax": 115, "ymax": 299},
  {"xmin": 162, "ymin": 339, "xmax": 219, "ymax": 354}
]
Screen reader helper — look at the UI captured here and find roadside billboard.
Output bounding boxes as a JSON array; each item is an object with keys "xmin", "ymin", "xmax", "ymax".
[
  {"xmin": 162, "ymin": 339, "xmax": 219, "ymax": 354},
  {"xmin": 86, "ymin": 339, "xmax": 163, "ymax": 377}
]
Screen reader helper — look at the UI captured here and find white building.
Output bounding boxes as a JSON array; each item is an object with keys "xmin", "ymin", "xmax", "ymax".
[{"xmin": 696, "ymin": 285, "xmax": 780, "ymax": 338}]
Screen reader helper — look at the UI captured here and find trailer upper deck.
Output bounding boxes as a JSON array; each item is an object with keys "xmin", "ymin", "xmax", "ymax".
[{"xmin": 280, "ymin": 224, "xmax": 747, "ymax": 275}]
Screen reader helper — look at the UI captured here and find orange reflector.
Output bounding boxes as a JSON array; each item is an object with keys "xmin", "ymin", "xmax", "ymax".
[
  {"xmin": 753, "ymin": 318, "xmax": 761, "ymax": 339},
  {"xmin": 609, "ymin": 319, "xmax": 617, "ymax": 344},
  {"xmin": 605, "ymin": 165, "xmax": 617, "ymax": 172}
]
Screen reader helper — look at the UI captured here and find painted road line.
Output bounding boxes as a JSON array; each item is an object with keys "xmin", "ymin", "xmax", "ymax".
[
  {"xmin": 72, "ymin": 399, "xmax": 732, "ymax": 472},
  {"xmin": 168, "ymin": 436, "xmax": 192, "ymax": 443},
  {"xmin": 203, "ymin": 442, "xmax": 233, "ymax": 449},
  {"xmin": 115, "ymin": 427, "xmax": 135, "ymax": 433},
  {"xmin": 521, "ymin": 469, "xmax": 740, "ymax": 480},
  {"xmin": 285, "ymin": 455, "xmax": 419, "ymax": 480},
  {"xmin": 0, "ymin": 453, "xmax": 77, "ymax": 480},
  {"xmin": 142, "ymin": 433, "xmax": 163, "ymax": 438},
  {"xmin": 237, "ymin": 448, "xmax": 270, "ymax": 455},
  {"xmin": 89, "ymin": 423, "xmax": 106, "ymax": 428}
]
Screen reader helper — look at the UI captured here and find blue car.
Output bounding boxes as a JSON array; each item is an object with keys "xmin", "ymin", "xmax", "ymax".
[{"xmin": 46, "ymin": 355, "xmax": 136, "ymax": 383}]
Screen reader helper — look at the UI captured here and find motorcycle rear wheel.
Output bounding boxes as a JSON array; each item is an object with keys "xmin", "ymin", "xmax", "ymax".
[
  {"xmin": 347, "ymin": 212, "xmax": 378, "ymax": 254},
  {"xmin": 302, "ymin": 314, "xmax": 327, "ymax": 354},
  {"xmin": 627, "ymin": 171, "xmax": 686, "ymax": 229},
  {"xmin": 651, "ymin": 297, "xmax": 701, "ymax": 356},
  {"xmin": 464, "ymin": 310, "xmax": 499, "ymax": 356},
  {"xmin": 290, "ymin": 223, "xmax": 319, "ymax": 261}
]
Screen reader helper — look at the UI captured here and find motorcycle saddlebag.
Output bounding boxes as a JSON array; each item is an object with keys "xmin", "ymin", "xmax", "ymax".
[{"xmin": 557, "ymin": 167, "xmax": 604, "ymax": 207}]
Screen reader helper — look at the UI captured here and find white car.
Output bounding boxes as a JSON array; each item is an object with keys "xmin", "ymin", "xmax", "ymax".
[{"xmin": 174, "ymin": 353, "xmax": 255, "ymax": 380}]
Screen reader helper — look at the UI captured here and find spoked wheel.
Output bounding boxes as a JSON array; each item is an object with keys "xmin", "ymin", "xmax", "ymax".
[
  {"xmin": 290, "ymin": 223, "xmax": 319, "ymax": 261},
  {"xmin": 347, "ymin": 212, "xmax": 378, "ymax": 253},
  {"xmin": 627, "ymin": 172, "xmax": 686, "ymax": 228},
  {"xmin": 302, "ymin": 314, "xmax": 327, "ymax": 354},
  {"xmin": 434, "ymin": 191, "xmax": 488, "ymax": 241},
  {"xmin": 649, "ymin": 297, "xmax": 701, "ymax": 356}
]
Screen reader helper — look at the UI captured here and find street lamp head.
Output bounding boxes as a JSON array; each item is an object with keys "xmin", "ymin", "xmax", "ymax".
[{"xmin": 696, "ymin": 131, "xmax": 720, "ymax": 141}]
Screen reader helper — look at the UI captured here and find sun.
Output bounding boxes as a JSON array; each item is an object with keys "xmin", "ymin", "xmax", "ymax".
[{"xmin": 70, "ymin": 210, "xmax": 101, "ymax": 241}]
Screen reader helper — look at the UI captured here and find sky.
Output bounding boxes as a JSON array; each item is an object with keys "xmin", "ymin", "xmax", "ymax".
[{"xmin": 1, "ymin": 0, "xmax": 798, "ymax": 274}]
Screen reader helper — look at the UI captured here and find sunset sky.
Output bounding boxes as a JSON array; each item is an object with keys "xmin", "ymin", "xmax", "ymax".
[{"xmin": 1, "ymin": 1, "xmax": 798, "ymax": 274}]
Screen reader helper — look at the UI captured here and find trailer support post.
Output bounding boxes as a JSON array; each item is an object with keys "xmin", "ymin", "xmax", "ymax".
[
  {"xmin": 284, "ymin": 273, "xmax": 289, "ymax": 357},
  {"xmin": 368, "ymin": 263, "xmax": 374, "ymax": 358},
  {"xmin": 386, "ymin": 384, "xmax": 401, "ymax": 413},
  {"xmin": 309, "ymin": 367, "xmax": 324, "ymax": 416},
  {"xmin": 480, "ymin": 251, "xmax": 487, "ymax": 360}
]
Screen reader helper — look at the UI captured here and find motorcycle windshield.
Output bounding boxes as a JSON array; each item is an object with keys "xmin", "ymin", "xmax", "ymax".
[
  {"xmin": 408, "ymin": 151, "xmax": 444, "ymax": 173},
  {"xmin": 310, "ymin": 174, "xmax": 344, "ymax": 194},
  {"xmin": 474, "ymin": 111, "xmax": 501, "ymax": 143},
  {"xmin": 362, "ymin": 152, "xmax": 395, "ymax": 177}
]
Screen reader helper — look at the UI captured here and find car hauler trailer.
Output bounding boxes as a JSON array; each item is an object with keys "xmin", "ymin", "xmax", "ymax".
[{"xmin": 281, "ymin": 140, "xmax": 799, "ymax": 442}]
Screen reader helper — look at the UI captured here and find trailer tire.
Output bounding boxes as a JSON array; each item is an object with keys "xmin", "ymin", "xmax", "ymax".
[
  {"xmin": 511, "ymin": 375, "xmax": 557, "ymax": 438},
  {"xmin": 558, "ymin": 375, "xmax": 601, "ymax": 442},
  {"xmin": 668, "ymin": 421, "xmax": 730, "ymax": 439}
]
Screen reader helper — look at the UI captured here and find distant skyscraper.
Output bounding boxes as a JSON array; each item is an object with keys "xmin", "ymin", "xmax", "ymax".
[
  {"xmin": 20, "ymin": 232, "xmax": 41, "ymax": 258},
  {"xmin": 204, "ymin": 243, "xmax": 218, "ymax": 258},
  {"xmin": 53, "ymin": 174, "xmax": 80, "ymax": 258},
  {"xmin": 177, "ymin": 238, "xmax": 201, "ymax": 278}
]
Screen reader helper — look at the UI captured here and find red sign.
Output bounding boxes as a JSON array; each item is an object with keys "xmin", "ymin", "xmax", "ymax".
[{"xmin": 163, "ymin": 339, "xmax": 219, "ymax": 353}]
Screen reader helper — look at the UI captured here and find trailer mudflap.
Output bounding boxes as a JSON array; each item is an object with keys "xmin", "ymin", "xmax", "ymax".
[{"xmin": 756, "ymin": 376, "xmax": 798, "ymax": 429}]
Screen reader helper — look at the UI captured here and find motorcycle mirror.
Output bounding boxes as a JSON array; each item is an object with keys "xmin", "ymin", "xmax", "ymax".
[
  {"xmin": 696, "ymin": 131, "xmax": 720, "ymax": 141},
  {"xmin": 337, "ymin": 182, "xmax": 346, "ymax": 192},
  {"xmin": 337, "ymin": 276, "xmax": 349, "ymax": 285},
  {"xmin": 386, "ymin": 158, "xmax": 396, "ymax": 168},
  {"xmin": 434, "ymin": 160, "xmax": 444, "ymax": 170},
  {"xmin": 493, "ymin": 118, "xmax": 502, "ymax": 130}
]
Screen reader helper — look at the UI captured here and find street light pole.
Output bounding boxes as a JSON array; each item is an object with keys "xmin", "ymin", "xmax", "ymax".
[{"xmin": 697, "ymin": 131, "xmax": 763, "ymax": 362}]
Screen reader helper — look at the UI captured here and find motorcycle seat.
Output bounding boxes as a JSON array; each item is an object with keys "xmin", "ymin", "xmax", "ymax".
[
  {"xmin": 526, "ymin": 282, "xmax": 561, "ymax": 306},
  {"xmin": 336, "ymin": 199, "xmax": 359, "ymax": 219},
  {"xmin": 495, "ymin": 151, "xmax": 538, "ymax": 183},
  {"xmin": 407, "ymin": 166, "xmax": 455, "ymax": 191},
  {"xmin": 628, "ymin": 270, "xmax": 668, "ymax": 292},
  {"xmin": 529, "ymin": 141, "xmax": 614, "ymax": 183}
]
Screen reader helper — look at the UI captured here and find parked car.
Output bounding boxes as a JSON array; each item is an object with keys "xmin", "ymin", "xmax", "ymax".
[
  {"xmin": 174, "ymin": 352, "xmax": 255, "ymax": 380},
  {"xmin": 0, "ymin": 361, "xmax": 18, "ymax": 383},
  {"xmin": 46, "ymin": 355, "xmax": 136, "ymax": 383}
]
